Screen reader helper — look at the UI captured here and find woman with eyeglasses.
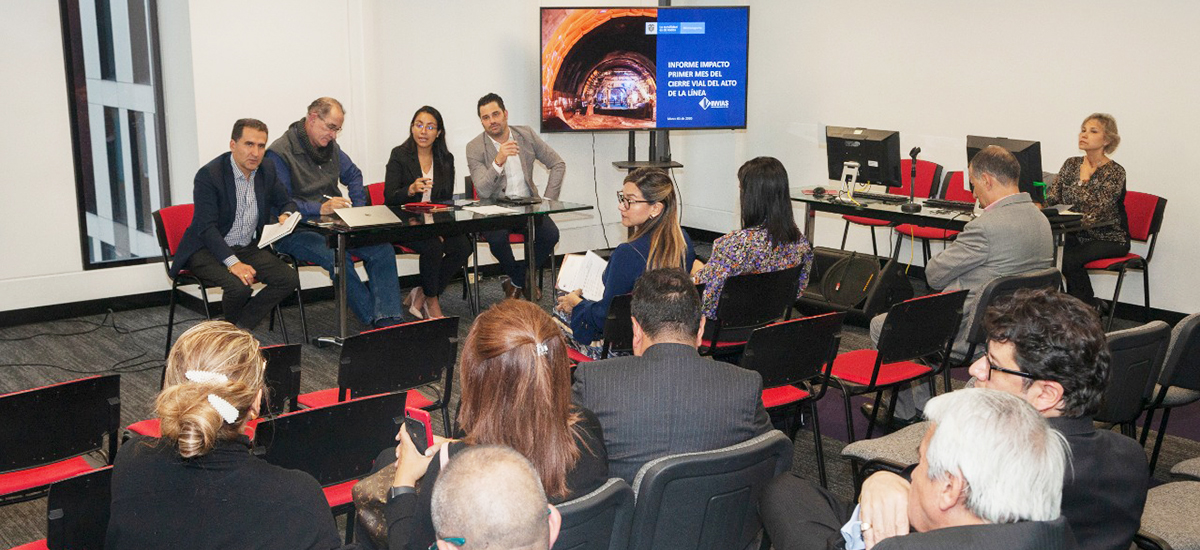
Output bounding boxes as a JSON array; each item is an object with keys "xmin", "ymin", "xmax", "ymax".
[
  {"xmin": 694, "ymin": 157, "xmax": 812, "ymax": 322},
  {"xmin": 557, "ymin": 167, "xmax": 696, "ymax": 357},
  {"xmin": 354, "ymin": 299, "xmax": 608, "ymax": 550},
  {"xmin": 384, "ymin": 106, "xmax": 473, "ymax": 319}
]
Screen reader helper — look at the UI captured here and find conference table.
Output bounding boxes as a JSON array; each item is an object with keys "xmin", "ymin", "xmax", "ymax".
[{"xmin": 301, "ymin": 199, "xmax": 593, "ymax": 344}]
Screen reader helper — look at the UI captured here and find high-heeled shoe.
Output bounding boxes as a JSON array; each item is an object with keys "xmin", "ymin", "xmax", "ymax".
[{"xmin": 404, "ymin": 287, "xmax": 419, "ymax": 308}]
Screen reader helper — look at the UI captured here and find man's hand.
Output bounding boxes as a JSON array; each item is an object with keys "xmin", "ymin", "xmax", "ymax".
[
  {"xmin": 391, "ymin": 427, "xmax": 441, "ymax": 488},
  {"xmin": 277, "ymin": 213, "xmax": 290, "ymax": 224},
  {"xmin": 229, "ymin": 262, "xmax": 256, "ymax": 286},
  {"xmin": 408, "ymin": 177, "xmax": 433, "ymax": 197},
  {"xmin": 494, "ymin": 139, "xmax": 520, "ymax": 166},
  {"xmin": 859, "ymin": 471, "xmax": 912, "ymax": 549},
  {"xmin": 319, "ymin": 197, "xmax": 352, "ymax": 215},
  {"xmin": 556, "ymin": 289, "xmax": 583, "ymax": 314}
]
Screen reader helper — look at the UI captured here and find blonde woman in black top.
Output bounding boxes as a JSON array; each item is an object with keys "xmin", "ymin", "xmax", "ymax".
[{"xmin": 1046, "ymin": 113, "xmax": 1129, "ymax": 306}]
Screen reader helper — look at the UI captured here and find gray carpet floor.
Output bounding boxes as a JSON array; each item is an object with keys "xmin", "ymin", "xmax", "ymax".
[{"xmin": 0, "ymin": 273, "xmax": 1196, "ymax": 547}]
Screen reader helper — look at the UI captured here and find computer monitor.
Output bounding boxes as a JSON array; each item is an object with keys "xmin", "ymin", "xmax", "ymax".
[
  {"xmin": 825, "ymin": 127, "xmax": 902, "ymax": 187},
  {"xmin": 966, "ymin": 136, "xmax": 1044, "ymax": 202}
]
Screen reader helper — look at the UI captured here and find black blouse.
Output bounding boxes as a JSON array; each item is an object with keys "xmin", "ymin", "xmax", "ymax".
[{"xmin": 1047, "ymin": 157, "xmax": 1129, "ymax": 245}]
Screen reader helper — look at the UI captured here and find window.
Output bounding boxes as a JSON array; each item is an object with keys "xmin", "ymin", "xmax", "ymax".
[{"xmin": 61, "ymin": 0, "xmax": 170, "ymax": 269}]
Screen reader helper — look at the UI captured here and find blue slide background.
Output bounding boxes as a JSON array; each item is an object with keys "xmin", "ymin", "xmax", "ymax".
[{"xmin": 655, "ymin": 7, "xmax": 749, "ymax": 129}]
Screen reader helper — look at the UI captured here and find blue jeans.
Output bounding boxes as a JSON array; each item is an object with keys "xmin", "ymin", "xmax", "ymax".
[
  {"xmin": 276, "ymin": 230, "xmax": 403, "ymax": 324},
  {"xmin": 482, "ymin": 216, "xmax": 559, "ymax": 286}
]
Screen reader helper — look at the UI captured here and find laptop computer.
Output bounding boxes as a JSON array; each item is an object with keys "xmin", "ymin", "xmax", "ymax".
[{"xmin": 333, "ymin": 205, "xmax": 402, "ymax": 227}]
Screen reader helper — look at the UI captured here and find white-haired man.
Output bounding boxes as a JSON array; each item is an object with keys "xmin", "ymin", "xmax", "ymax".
[{"xmin": 761, "ymin": 388, "xmax": 1076, "ymax": 550}]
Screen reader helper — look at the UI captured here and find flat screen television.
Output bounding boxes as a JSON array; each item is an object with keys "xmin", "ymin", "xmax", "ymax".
[
  {"xmin": 825, "ymin": 127, "xmax": 902, "ymax": 187},
  {"xmin": 966, "ymin": 136, "xmax": 1044, "ymax": 201},
  {"xmin": 540, "ymin": 7, "xmax": 749, "ymax": 132}
]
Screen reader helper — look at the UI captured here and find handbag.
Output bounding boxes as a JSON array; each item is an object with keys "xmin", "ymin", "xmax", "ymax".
[{"xmin": 352, "ymin": 443, "xmax": 454, "ymax": 548}]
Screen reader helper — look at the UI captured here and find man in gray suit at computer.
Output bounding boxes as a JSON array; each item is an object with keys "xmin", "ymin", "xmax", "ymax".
[
  {"xmin": 572, "ymin": 268, "xmax": 773, "ymax": 484},
  {"xmin": 867, "ymin": 145, "xmax": 1055, "ymax": 425}
]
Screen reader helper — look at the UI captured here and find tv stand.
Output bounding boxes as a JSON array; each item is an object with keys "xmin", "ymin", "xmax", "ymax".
[{"xmin": 612, "ymin": 130, "xmax": 683, "ymax": 172}]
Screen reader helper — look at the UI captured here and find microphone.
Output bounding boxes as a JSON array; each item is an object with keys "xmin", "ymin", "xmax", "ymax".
[{"xmin": 901, "ymin": 147, "xmax": 923, "ymax": 213}]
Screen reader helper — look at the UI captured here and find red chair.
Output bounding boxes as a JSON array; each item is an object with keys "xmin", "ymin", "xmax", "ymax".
[
  {"xmin": 296, "ymin": 316, "xmax": 459, "ymax": 431},
  {"xmin": 893, "ymin": 171, "xmax": 973, "ymax": 264},
  {"xmin": 828, "ymin": 290, "xmax": 967, "ymax": 442},
  {"xmin": 154, "ymin": 205, "xmax": 303, "ymax": 357},
  {"xmin": 0, "ymin": 375, "xmax": 120, "ymax": 507},
  {"xmin": 739, "ymin": 312, "xmax": 844, "ymax": 487},
  {"xmin": 1083, "ymin": 191, "xmax": 1167, "ymax": 331},
  {"xmin": 8, "ymin": 467, "xmax": 112, "ymax": 550},
  {"xmin": 841, "ymin": 159, "xmax": 943, "ymax": 256}
]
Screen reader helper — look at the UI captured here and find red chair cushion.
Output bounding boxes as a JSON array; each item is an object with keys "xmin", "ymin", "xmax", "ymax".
[
  {"xmin": 1084, "ymin": 253, "xmax": 1144, "ymax": 271},
  {"xmin": 567, "ymin": 348, "xmax": 593, "ymax": 364},
  {"xmin": 297, "ymin": 388, "xmax": 433, "ymax": 410},
  {"xmin": 842, "ymin": 215, "xmax": 891, "ymax": 227},
  {"xmin": 831, "ymin": 350, "xmax": 933, "ymax": 386},
  {"xmin": 10, "ymin": 540, "xmax": 48, "ymax": 550},
  {"xmin": 396, "ymin": 245, "xmax": 417, "ymax": 254},
  {"xmin": 323, "ymin": 479, "xmax": 358, "ymax": 508},
  {"xmin": 700, "ymin": 338, "xmax": 748, "ymax": 349},
  {"xmin": 509, "ymin": 234, "xmax": 526, "ymax": 244},
  {"xmin": 0, "ymin": 456, "xmax": 94, "ymax": 496},
  {"xmin": 762, "ymin": 385, "xmax": 811, "ymax": 409},
  {"xmin": 894, "ymin": 224, "xmax": 960, "ymax": 240}
]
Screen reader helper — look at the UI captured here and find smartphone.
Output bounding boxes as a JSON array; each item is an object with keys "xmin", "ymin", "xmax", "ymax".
[{"xmin": 404, "ymin": 407, "xmax": 433, "ymax": 455}]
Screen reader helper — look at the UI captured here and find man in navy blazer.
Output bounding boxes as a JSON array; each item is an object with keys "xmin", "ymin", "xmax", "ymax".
[
  {"xmin": 171, "ymin": 119, "xmax": 298, "ymax": 330},
  {"xmin": 572, "ymin": 268, "xmax": 772, "ymax": 484}
]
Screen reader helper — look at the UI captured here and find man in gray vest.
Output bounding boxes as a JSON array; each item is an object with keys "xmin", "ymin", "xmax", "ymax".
[{"xmin": 267, "ymin": 97, "xmax": 404, "ymax": 328}]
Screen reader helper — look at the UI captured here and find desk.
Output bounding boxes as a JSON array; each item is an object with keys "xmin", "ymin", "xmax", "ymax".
[
  {"xmin": 303, "ymin": 199, "xmax": 593, "ymax": 342},
  {"xmin": 790, "ymin": 188, "xmax": 1090, "ymax": 262}
]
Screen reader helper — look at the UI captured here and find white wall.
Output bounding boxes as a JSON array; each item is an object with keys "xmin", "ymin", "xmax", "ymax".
[{"xmin": 2, "ymin": 0, "xmax": 1197, "ymax": 316}]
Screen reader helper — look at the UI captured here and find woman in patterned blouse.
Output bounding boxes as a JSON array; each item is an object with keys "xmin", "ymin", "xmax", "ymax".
[
  {"xmin": 1046, "ymin": 113, "xmax": 1129, "ymax": 306},
  {"xmin": 694, "ymin": 156, "xmax": 813, "ymax": 321}
]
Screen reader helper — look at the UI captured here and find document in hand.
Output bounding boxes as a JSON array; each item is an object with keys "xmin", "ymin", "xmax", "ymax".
[
  {"xmin": 258, "ymin": 212, "xmax": 301, "ymax": 248},
  {"xmin": 557, "ymin": 251, "xmax": 607, "ymax": 302}
]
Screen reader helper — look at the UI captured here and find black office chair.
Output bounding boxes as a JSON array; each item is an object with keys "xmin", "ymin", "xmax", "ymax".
[
  {"xmin": 628, "ymin": 430, "xmax": 793, "ymax": 550},
  {"xmin": 701, "ymin": 265, "xmax": 803, "ymax": 357},
  {"xmin": 0, "ymin": 374, "xmax": 120, "ymax": 507},
  {"xmin": 739, "ymin": 312, "xmax": 844, "ymax": 487},
  {"xmin": 554, "ymin": 478, "xmax": 635, "ymax": 550},
  {"xmin": 568, "ymin": 293, "xmax": 634, "ymax": 365},
  {"xmin": 9, "ymin": 466, "xmax": 113, "ymax": 550},
  {"xmin": 1132, "ymin": 481, "xmax": 1200, "ymax": 550},
  {"xmin": 1097, "ymin": 321, "xmax": 1170, "ymax": 437},
  {"xmin": 253, "ymin": 391, "xmax": 409, "ymax": 543},
  {"xmin": 1141, "ymin": 313, "xmax": 1200, "ymax": 473}
]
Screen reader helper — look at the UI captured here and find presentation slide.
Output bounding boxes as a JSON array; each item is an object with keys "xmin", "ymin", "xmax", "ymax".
[{"xmin": 540, "ymin": 7, "xmax": 749, "ymax": 132}]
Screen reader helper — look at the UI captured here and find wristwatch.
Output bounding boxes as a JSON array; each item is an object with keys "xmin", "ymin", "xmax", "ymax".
[{"xmin": 388, "ymin": 486, "xmax": 416, "ymax": 501}]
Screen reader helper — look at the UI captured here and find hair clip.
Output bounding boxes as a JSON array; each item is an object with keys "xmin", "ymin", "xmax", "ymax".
[
  {"xmin": 185, "ymin": 370, "xmax": 229, "ymax": 384},
  {"xmin": 535, "ymin": 342, "xmax": 549, "ymax": 356},
  {"xmin": 207, "ymin": 394, "xmax": 239, "ymax": 424}
]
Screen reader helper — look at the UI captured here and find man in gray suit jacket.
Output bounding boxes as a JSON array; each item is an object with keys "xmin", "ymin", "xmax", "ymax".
[
  {"xmin": 572, "ymin": 268, "xmax": 772, "ymax": 484},
  {"xmin": 466, "ymin": 93, "xmax": 566, "ymax": 300},
  {"xmin": 871, "ymin": 145, "xmax": 1054, "ymax": 422}
]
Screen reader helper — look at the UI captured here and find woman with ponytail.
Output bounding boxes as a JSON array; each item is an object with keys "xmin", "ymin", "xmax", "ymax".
[
  {"xmin": 557, "ymin": 167, "xmax": 696, "ymax": 357},
  {"xmin": 107, "ymin": 321, "xmax": 348, "ymax": 549},
  {"xmin": 356, "ymin": 299, "xmax": 607, "ymax": 550}
]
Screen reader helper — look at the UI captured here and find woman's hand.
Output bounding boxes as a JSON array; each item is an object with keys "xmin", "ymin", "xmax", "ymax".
[
  {"xmin": 391, "ymin": 427, "xmax": 441, "ymax": 488},
  {"xmin": 691, "ymin": 259, "xmax": 705, "ymax": 277},
  {"xmin": 556, "ymin": 289, "xmax": 584, "ymax": 313},
  {"xmin": 408, "ymin": 177, "xmax": 433, "ymax": 197}
]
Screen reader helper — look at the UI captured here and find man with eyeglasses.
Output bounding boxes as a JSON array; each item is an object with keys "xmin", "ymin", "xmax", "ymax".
[
  {"xmin": 805, "ymin": 288, "xmax": 1146, "ymax": 550},
  {"xmin": 465, "ymin": 92, "xmax": 566, "ymax": 300},
  {"xmin": 267, "ymin": 97, "xmax": 405, "ymax": 328}
]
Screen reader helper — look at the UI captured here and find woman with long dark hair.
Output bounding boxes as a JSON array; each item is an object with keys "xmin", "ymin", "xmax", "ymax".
[
  {"xmin": 557, "ymin": 167, "xmax": 696, "ymax": 356},
  {"xmin": 695, "ymin": 156, "xmax": 812, "ymax": 319},
  {"xmin": 384, "ymin": 106, "xmax": 472, "ymax": 319}
]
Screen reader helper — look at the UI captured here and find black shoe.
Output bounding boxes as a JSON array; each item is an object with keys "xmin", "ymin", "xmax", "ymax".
[{"xmin": 860, "ymin": 402, "xmax": 919, "ymax": 431}]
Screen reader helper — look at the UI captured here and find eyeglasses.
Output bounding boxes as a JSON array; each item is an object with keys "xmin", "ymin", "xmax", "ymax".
[
  {"xmin": 317, "ymin": 114, "xmax": 343, "ymax": 134},
  {"xmin": 983, "ymin": 353, "xmax": 1036, "ymax": 380},
  {"xmin": 616, "ymin": 191, "xmax": 653, "ymax": 209},
  {"xmin": 413, "ymin": 122, "xmax": 439, "ymax": 132}
]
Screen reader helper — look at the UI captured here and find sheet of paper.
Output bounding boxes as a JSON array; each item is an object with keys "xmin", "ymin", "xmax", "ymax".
[
  {"xmin": 463, "ymin": 205, "xmax": 519, "ymax": 216},
  {"xmin": 557, "ymin": 251, "xmax": 607, "ymax": 302},
  {"xmin": 258, "ymin": 212, "xmax": 301, "ymax": 248}
]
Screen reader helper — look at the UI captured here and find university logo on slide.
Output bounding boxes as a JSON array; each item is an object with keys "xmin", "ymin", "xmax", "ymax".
[{"xmin": 698, "ymin": 97, "xmax": 730, "ymax": 110}]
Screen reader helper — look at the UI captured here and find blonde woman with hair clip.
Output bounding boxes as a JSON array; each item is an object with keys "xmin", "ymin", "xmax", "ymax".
[
  {"xmin": 107, "ymin": 321, "xmax": 362, "ymax": 549},
  {"xmin": 556, "ymin": 167, "xmax": 696, "ymax": 359}
]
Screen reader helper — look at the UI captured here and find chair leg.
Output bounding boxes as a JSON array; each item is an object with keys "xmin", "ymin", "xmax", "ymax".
[
  {"xmin": 869, "ymin": 228, "xmax": 879, "ymax": 257},
  {"xmin": 295, "ymin": 286, "xmax": 309, "ymax": 344},
  {"xmin": 810, "ymin": 401, "xmax": 827, "ymax": 488},
  {"xmin": 276, "ymin": 305, "xmax": 290, "ymax": 344},
  {"xmin": 1143, "ymin": 266, "xmax": 1152, "ymax": 323},
  {"xmin": 1148, "ymin": 407, "xmax": 1172, "ymax": 474},
  {"xmin": 841, "ymin": 221, "xmax": 851, "ymax": 250},
  {"xmin": 840, "ymin": 389, "xmax": 857, "ymax": 443},
  {"xmin": 1106, "ymin": 266, "xmax": 1129, "ymax": 331},
  {"xmin": 922, "ymin": 239, "xmax": 932, "ymax": 265},
  {"xmin": 865, "ymin": 390, "xmax": 885, "ymax": 440},
  {"xmin": 1140, "ymin": 408, "xmax": 1157, "ymax": 446},
  {"xmin": 165, "ymin": 285, "xmax": 179, "ymax": 359}
]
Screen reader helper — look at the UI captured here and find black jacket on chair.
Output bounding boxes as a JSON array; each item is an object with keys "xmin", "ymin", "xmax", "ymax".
[{"xmin": 572, "ymin": 342, "xmax": 772, "ymax": 484}]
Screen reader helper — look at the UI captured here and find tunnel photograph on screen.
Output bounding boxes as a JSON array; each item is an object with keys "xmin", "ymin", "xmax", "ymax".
[{"xmin": 540, "ymin": 7, "xmax": 749, "ymax": 132}]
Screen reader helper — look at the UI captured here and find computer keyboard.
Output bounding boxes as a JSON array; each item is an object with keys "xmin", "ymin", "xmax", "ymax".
[
  {"xmin": 923, "ymin": 197, "xmax": 976, "ymax": 211},
  {"xmin": 845, "ymin": 191, "xmax": 907, "ymax": 204}
]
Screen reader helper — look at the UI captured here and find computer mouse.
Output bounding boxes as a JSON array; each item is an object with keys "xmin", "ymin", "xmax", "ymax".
[{"xmin": 813, "ymin": 186, "xmax": 826, "ymax": 197}]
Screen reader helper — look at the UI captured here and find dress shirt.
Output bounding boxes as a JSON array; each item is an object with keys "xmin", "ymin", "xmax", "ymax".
[
  {"xmin": 489, "ymin": 133, "xmax": 529, "ymax": 197},
  {"xmin": 222, "ymin": 155, "xmax": 258, "ymax": 266}
]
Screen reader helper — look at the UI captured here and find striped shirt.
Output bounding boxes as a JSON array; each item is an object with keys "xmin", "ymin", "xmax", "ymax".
[{"xmin": 222, "ymin": 155, "xmax": 259, "ymax": 266}]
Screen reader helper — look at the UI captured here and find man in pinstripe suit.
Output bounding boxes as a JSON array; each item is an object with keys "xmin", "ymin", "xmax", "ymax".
[{"xmin": 572, "ymin": 268, "xmax": 772, "ymax": 484}]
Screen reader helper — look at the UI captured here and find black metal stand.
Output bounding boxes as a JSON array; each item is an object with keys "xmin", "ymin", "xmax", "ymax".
[
  {"xmin": 901, "ymin": 147, "xmax": 922, "ymax": 213},
  {"xmin": 613, "ymin": 130, "xmax": 683, "ymax": 172}
]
